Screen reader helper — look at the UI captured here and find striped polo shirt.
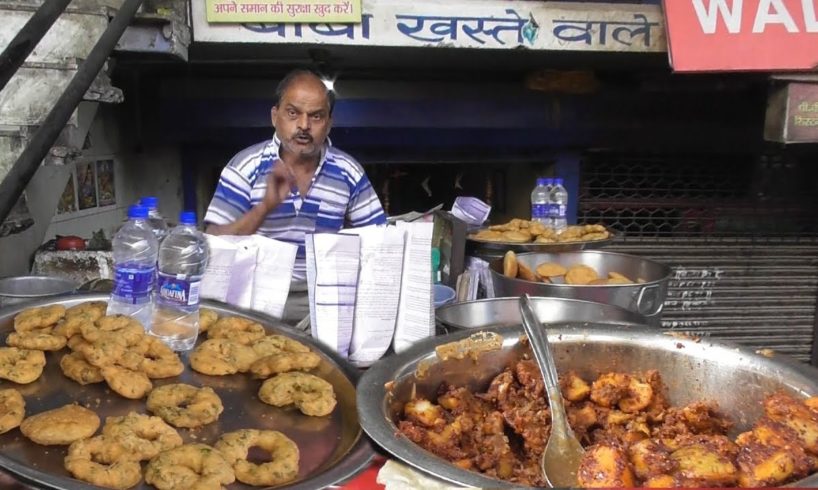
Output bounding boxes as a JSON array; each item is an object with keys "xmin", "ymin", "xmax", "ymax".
[{"xmin": 204, "ymin": 135, "xmax": 386, "ymax": 281}]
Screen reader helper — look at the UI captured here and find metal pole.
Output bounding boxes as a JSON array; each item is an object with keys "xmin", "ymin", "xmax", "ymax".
[
  {"xmin": 0, "ymin": 0, "xmax": 144, "ymax": 224},
  {"xmin": 0, "ymin": 0, "xmax": 72, "ymax": 93}
]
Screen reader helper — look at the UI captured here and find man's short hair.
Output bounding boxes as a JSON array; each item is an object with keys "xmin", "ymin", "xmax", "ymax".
[{"xmin": 274, "ymin": 69, "xmax": 336, "ymax": 115}]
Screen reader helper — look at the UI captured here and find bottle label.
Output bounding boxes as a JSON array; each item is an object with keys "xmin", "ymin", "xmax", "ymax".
[
  {"xmin": 156, "ymin": 272, "xmax": 202, "ymax": 307},
  {"xmin": 113, "ymin": 265, "xmax": 155, "ymax": 304},
  {"xmin": 531, "ymin": 203, "xmax": 548, "ymax": 219}
]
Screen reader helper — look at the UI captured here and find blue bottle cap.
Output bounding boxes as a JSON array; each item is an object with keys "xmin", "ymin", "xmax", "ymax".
[
  {"xmin": 554, "ymin": 178, "xmax": 564, "ymax": 185},
  {"xmin": 179, "ymin": 211, "xmax": 197, "ymax": 225},
  {"xmin": 544, "ymin": 178, "xmax": 555, "ymax": 185},
  {"xmin": 128, "ymin": 205, "xmax": 149, "ymax": 219},
  {"xmin": 140, "ymin": 196, "xmax": 158, "ymax": 210},
  {"xmin": 536, "ymin": 178, "xmax": 547, "ymax": 186}
]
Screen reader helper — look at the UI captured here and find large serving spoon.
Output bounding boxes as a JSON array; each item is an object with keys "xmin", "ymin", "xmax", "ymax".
[{"xmin": 519, "ymin": 294, "xmax": 585, "ymax": 488}]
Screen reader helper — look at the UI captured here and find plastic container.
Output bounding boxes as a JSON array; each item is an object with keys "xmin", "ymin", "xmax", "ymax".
[
  {"xmin": 550, "ymin": 177, "xmax": 568, "ymax": 233},
  {"xmin": 140, "ymin": 196, "xmax": 169, "ymax": 244},
  {"xmin": 150, "ymin": 211, "xmax": 208, "ymax": 351},
  {"xmin": 433, "ymin": 283, "xmax": 456, "ymax": 308},
  {"xmin": 107, "ymin": 205, "xmax": 159, "ymax": 329},
  {"xmin": 530, "ymin": 177, "xmax": 550, "ymax": 225}
]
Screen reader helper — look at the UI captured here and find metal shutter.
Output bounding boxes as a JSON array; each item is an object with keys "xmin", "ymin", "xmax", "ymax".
[{"xmin": 579, "ymin": 153, "xmax": 818, "ymax": 363}]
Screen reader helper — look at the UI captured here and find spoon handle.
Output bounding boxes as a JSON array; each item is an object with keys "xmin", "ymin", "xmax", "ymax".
[{"xmin": 519, "ymin": 294, "xmax": 572, "ymax": 432}]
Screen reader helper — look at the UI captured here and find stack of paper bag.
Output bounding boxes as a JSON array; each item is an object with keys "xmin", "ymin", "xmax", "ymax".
[
  {"xmin": 305, "ymin": 221, "xmax": 435, "ymax": 367},
  {"xmin": 200, "ymin": 234, "xmax": 298, "ymax": 319}
]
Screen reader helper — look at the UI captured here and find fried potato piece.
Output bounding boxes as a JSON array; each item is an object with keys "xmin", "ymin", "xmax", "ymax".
[
  {"xmin": 144, "ymin": 444, "xmax": 235, "ymax": 490},
  {"xmin": 503, "ymin": 251, "xmax": 518, "ymax": 278},
  {"xmin": 14, "ymin": 305, "xmax": 65, "ymax": 332},
  {"xmin": 21, "ymin": 404, "xmax": 100, "ymax": 445},
  {"xmin": 535, "ymin": 235, "xmax": 556, "ymax": 244},
  {"xmin": 207, "ymin": 317, "xmax": 266, "ymax": 345},
  {"xmin": 536, "ymin": 262, "xmax": 567, "ymax": 278},
  {"xmin": 190, "ymin": 338, "xmax": 257, "ymax": 375},
  {"xmin": 643, "ymin": 474, "xmax": 678, "ymax": 487},
  {"xmin": 561, "ymin": 371, "xmax": 591, "ymax": 402},
  {"xmin": 620, "ymin": 378, "xmax": 655, "ymax": 413},
  {"xmin": 147, "ymin": 384, "xmax": 223, "ymax": 428},
  {"xmin": 764, "ymin": 392, "xmax": 818, "ymax": 454},
  {"xmin": 102, "ymin": 412, "xmax": 182, "ymax": 460},
  {"xmin": 60, "ymin": 352, "xmax": 104, "ymax": 385},
  {"xmin": 577, "ymin": 443, "xmax": 636, "ymax": 487},
  {"xmin": 502, "ymin": 230, "xmax": 531, "ymax": 243},
  {"xmin": 0, "ymin": 347, "xmax": 46, "ymax": 384},
  {"xmin": 736, "ymin": 418, "xmax": 813, "ymax": 487},
  {"xmin": 591, "ymin": 372, "xmax": 631, "ymax": 408},
  {"xmin": 101, "ymin": 365, "xmax": 152, "ymax": 400},
  {"xmin": 215, "ymin": 429, "xmax": 299, "ymax": 486},
  {"xmin": 250, "ymin": 351, "xmax": 321, "ymax": 378},
  {"xmin": 259, "ymin": 372, "xmax": 337, "ymax": 417},
  {"xmin": 629, "ymin": 439, "xmax": 676, "ymax": 480},
  {"xmin": 64, "ymin": 436, "xmax": 141, "ymax": 489},
  {"xmin": 0, "ymin": 389, "xmax": 25, "ymax": 435},
  {"xmin": 517, "ymin": 262, "xmax": 537, "ymax": 282},
  {"xmin": 565, "ymin": 264, "xmax": 599, "ymax": 285},
  {"xmin": 670, "ymin": 439, "xmax": 738, "ymax": 486},
  {"xmin": 404, "ymin": 398, "xmax": 446, "ymax": 428}
]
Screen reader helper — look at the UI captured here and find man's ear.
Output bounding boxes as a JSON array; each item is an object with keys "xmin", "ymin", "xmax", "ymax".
[{"xmin": 270, "ymin": 106, "xmax": 277, "ymax": 128}]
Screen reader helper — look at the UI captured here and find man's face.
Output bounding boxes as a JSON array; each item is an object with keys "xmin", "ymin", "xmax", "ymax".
[{"xmin": 271, "ymin": 76, "xmax": 332, "ymax": 160}]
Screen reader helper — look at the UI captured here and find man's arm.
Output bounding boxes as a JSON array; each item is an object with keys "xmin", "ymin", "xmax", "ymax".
[
  {"xmin": 206, "ymin": 203, "xmax": 271, "ymax": 236},
  {"xmin": 206, "ymin": 163, "xmax": 293, "ymax": 235}
]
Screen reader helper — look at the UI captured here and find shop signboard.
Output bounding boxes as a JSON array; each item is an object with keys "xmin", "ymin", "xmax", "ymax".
[
  {"xmin": 663, "ymin": 0, "xmax": 818, "ymax": 72},
  {"xmin": 205, "ymin": 0, "xmax": 362, "ymax": 24},
  {"xmin": 765, "ymin": 82, "xmax": 818, "ymax": 143},
  {"xmin": 192, "ymin": 0, "xmax": 666, "ymax": 53}
]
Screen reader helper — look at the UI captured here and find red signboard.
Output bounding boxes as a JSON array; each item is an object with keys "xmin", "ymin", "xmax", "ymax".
[{"xmin": 662, "ymin": 0, "xmax": 818, "ymax": 72}]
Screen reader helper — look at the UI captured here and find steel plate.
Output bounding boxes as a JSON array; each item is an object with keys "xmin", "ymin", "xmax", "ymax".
[
  {"xmin": 0, "ymin": 293, "xmax": 372, "ymax": 490},
  {"xmin": 466, "ymin": 231, "xmax": 616, "ymax": 255},
  {"xmin": 358, "ymin": 324, "xmax": 818, "ymax": 488}
]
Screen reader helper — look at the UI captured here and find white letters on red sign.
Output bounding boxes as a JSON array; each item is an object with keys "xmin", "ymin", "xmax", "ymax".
[{"xmin": 692, "ymin": 0, "xmax": 818, "ymax": 34}]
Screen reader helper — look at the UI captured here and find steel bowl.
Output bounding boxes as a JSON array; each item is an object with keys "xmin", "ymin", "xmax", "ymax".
[
  {"xmin": 0, "ymin": 276, "xmax": 77, "ymax": 308},
  {"xmin": 358, "ymin": 324, "xmax": 818, "ymax": 488},
  {"xmin": 490, "ymin": 251, "xmax": 672, "ymax": 326},
  {"xmin": 436, "ymin": 297, "xmax": 647, "ymax": 334}
]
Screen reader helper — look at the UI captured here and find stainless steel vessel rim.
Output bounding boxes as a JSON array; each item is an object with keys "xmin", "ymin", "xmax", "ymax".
[
  {"xmin": 0, "ymin": 276, "xmax": 78, "ymax": 297},
  {"xmin": 434, "ymin": 297, "xmax": 649, "ymax": 316},
  {"xmin": 0, "ymin": 292, "xmax": 374, "ymax": 490},
  {"xmin": 357, "ymin": 323, "xmax": 818, "ymax": 489}
]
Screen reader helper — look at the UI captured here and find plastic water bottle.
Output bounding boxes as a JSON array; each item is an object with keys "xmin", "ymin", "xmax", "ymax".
[
  {"xmin": 530, "ymin": 178, "xmax": 550, "ymax": 225},
  {"xmin": 140, "ymin": 196, "xmax": 169, "ymax": 244},
  {"xmin": 107, "ymin": 205, "xmax": 159, "ymax": 329},
  {"xmin": 151, "ymin": 211, "xmax": 208, "ymax": 351},
  {"xmin": 551, "ymin": 177, "xmax": 569, "ymax": 233}
]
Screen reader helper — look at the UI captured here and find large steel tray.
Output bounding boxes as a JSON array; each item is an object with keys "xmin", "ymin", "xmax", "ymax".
[
  {"xmin": 0, "ymin": 293, "xmax": 372, "ymax": 490},
  {"xmin": 358, "ymin": 323, "xmax": 818, "ymax": 488}
]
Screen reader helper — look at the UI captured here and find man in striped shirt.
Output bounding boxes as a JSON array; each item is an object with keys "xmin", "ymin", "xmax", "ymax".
[{"xmin": 205, "ymin": 69, "xmax": 386, "ymax": 323}]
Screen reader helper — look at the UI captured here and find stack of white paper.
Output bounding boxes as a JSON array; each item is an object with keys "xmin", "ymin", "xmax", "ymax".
[
  {"xmin": 200, "ymin": 234, "xmax": 297, "ymax": 319},
  {"xmin": 306, "ymin": 233, "xmax": 360, "ymax": 358},
  {"xmin": 305, "ymin": 221, "xmax": 435, "ymax": 366}
]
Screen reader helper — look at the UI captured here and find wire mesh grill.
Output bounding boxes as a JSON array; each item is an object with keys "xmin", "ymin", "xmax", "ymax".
[{"xmin": 579, "ymin": 153, "xmax": 818, "ymax": 241}]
